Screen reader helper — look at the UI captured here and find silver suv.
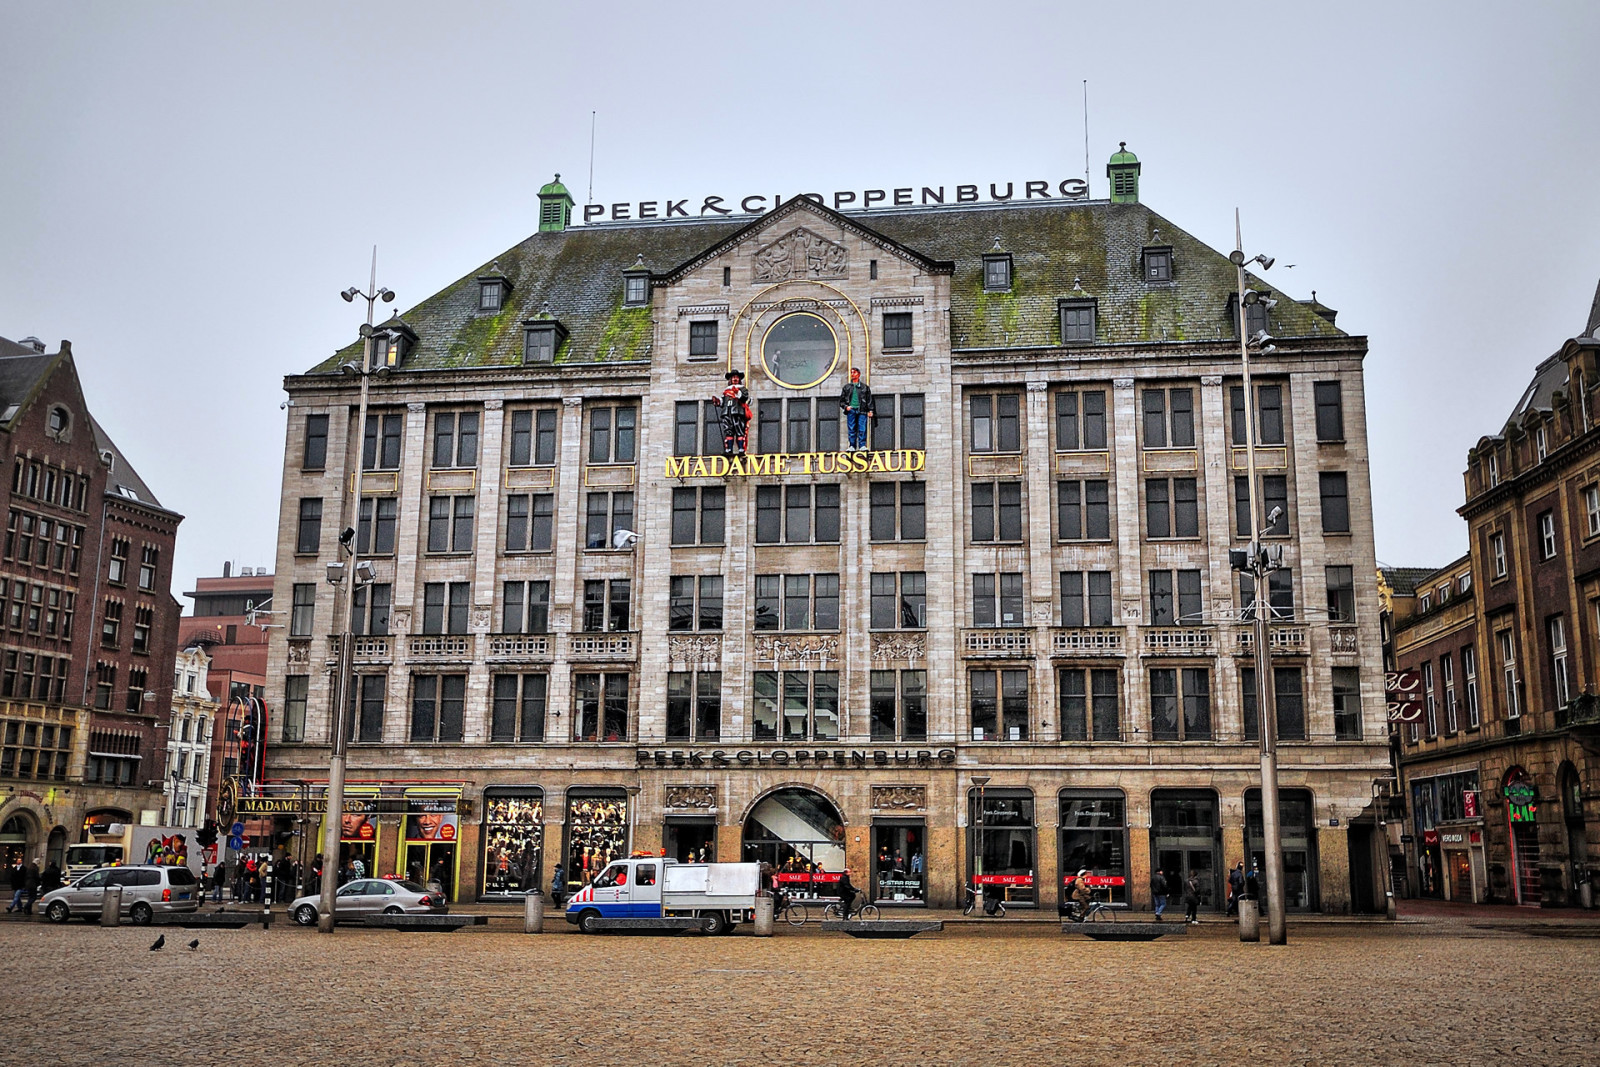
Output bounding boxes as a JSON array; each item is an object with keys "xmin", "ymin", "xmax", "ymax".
[{"xmin": 41, "ymin": 865, "xmax": 202, "ymax": 924}]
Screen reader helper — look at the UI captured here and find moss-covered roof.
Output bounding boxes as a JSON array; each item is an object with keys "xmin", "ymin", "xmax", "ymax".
[{"xmin": 306, "ymin": 198, "xmax": 1346, "ymax": 375}]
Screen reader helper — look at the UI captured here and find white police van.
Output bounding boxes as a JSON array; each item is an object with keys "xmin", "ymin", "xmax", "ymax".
[{"xmin": 564, "ymin": 857, "xmax": 761, "ymax": 935}]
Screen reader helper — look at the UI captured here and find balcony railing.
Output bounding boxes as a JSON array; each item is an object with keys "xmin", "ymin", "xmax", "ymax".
[
  {"xmin": 1140, "ymin": 627, "xmax": 1216, "ymax": 656},
  {"xmin": 1233, "ymin": 626, "xmax": 1309, "ymax": 656},
  {"xmin": 486, "ymin": 633, "xmax": 553, "ymax": 660},
  {"xmin": 962, "ymin": 629, "xmax": 1033, "ymax": 658},
  {"xmin": 1051, "ymin": 627, "xmax": 1125, "ymax": 657},
  {"xmin": 351, "ymin": 635, "xmax": 391, "ymax": 662},
  {"xmin": 564, "ymin": 631, "xmax": 638, "ymax": 661},
  {"xmin": 406, "ymin": 634, "xmax": 475, "ymax": 660}
]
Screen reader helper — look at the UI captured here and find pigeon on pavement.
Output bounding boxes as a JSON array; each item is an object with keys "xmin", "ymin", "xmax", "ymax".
[
  {"xmin": 187, "ymin": 939, "xmax": 199, "ymax": 950},
  {"xmin": 149, "ymin": 935, "xmax": 165, "ymax": 951}
]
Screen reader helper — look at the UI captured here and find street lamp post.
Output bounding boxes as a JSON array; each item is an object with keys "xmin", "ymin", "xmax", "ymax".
[
  {"xmin": 1228, "ymin": 216, "xmax": 1289, "ymax": 945},
  {"xmin": 317, "ymin": 251, "xmax": 393, "ymax": 934},
  {"xmin": 971, "ymin": 774, "xmax": 990, "ymax": 907}
]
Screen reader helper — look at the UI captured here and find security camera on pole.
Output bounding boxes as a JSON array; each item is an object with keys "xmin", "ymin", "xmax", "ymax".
[
  {"xmin": 1227, "ymin": 216, "xmax": 1289, "ymax": 946},
  {"xmin": 317, "ymin": 250, "xmax": 394, "ymax": 934}
]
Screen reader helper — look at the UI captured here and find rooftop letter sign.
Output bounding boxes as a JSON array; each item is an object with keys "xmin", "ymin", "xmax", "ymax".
[{"xmin": 584, "ymin": 179, "xmax": 1090, "ymax": 224}]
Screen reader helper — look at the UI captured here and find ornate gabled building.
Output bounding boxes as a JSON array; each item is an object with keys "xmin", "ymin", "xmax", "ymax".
[
  {"xmin": 264, "ymin": 151, "xmax": 1388, "ymax": 912},
  {"xmin": 0, "ymin": 334, "xmax": 183, "ymax": 871},
  {"xmin": 1398, "ymin": 281, "xmax": 1600, "ymax": 907}
]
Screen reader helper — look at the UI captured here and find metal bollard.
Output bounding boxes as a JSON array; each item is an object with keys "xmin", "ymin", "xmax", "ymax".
[
  {"xmin": 1580, "ymin": 881, "xmax": 1593, "ymax": 910},
  {"xmin": 1237, "ymin": 897, "xmax": 1260, "ymax": 942},
  {"xmin": 524, "ymin": 890, "xmax": 544, "ymax": 933},
  {"xmin": 100, "ymin": 885, "xmax": 123, "ymax": 927},
  {"xmin": 752, "ymin": 894, "xmax": 774, "ymax": 936}
]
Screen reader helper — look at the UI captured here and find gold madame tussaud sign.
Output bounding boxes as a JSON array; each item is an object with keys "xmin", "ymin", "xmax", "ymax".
[{"xmin": 664, "ymin": 449, "xmax": 925, "ymax": 479}]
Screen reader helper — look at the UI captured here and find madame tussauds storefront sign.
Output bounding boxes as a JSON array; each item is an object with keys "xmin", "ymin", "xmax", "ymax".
[{"xmin": 665, "ymin": 449, "xmax": 925, "ymax": 479}]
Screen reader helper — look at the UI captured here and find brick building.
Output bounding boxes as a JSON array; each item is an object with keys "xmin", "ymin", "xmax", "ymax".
[
  {"xmin": 264, "ymin": 151, "xmax": 1390, "ymax": 911},
  {"xmin": 1393, "ymin": 283, "xmax": 1600, "ymax": 907},
  {"xmin": 0, "ymin": 334, "xmax": 183, "ymax": 870}
]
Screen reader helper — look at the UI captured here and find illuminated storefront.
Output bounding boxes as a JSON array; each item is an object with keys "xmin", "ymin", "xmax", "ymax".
[
  {"xmin": 564, "ymin": 790, "xmax": 628, "ymax": 896},
  {"xmin": 480, "ymin": 788, "xmax": 543, "ymax": 898}
]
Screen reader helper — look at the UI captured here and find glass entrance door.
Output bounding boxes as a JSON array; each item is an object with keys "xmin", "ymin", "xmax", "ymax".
[
  {"xmin": 1151, "ymin": 790, "xmax": 1220, "ymax": 911},
  {"xmin": 871, "ymin": 821, "xmax": 926, "ymax": 905},
  {"xmin": 664, "ymin": 819, "xmax": 716, "ymax": 863}
]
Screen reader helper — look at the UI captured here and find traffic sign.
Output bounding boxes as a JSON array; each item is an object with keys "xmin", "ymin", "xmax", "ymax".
[
  {"xmin": 230, "ymin": 821, "xmax": 244, "ymax": 837},
  {"xmin": 227, "ymin": 834, "xmax": 245, "ymax": 850}
]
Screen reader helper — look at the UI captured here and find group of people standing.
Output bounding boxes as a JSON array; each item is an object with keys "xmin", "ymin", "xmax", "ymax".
[
  {"xmin": 6, "ymin": 857, "xmax": 62, "ymax": 914},
  {"xmin": 1148, "ymin": 862, "xmax": 1261, "ymax": 923}
]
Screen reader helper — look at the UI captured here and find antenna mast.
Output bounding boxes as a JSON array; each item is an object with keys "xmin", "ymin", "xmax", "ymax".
[
  {"xmin": 1082, "ymin": 80, "xmax": 1090, "ymax": 194},
  {"xmin": 587, "ymin": 111, "xmax": 597, "ymax": 204}
]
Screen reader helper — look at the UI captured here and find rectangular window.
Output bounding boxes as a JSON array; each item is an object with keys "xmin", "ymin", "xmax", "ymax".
[
  {"xmin": 1462, "ymin": 645, "xmax": 1480, "ymax": 729},
  {"xmin": 666, "ymin": 671, "xmax": 722, "ymax": 742},
  {"xmin": 572, "ymin": 672, "xmax": 630, "ymax": 742},
  {"xmin": 491, "ymin": 673, "xmax": 547, "ymax": 742},
  {"xmin": 357, "ymin": 497, "xmax": 398, "ymax": 555},
  {"xmin": 786, "ymin": 398, "xmax": 812, "ymax": 453},
  {"xmin": 883, "ymin": 312, "xmax": 913, "ymax": 349},
  {"xmin": 584, "ymin": 491, "xmax": 635, "ymax": 549},
  {"xmin": 754, "ymin": 575, "xmax": 779, "ymax": 631},
  {"xmin": 410, "ymin": 674, "xmax": 466, "ymax": 743},
  {"xmin": 870, "ymin": 572, "xmax": 926, "ymax": 630},
  {"xmin": 1550, "ymin": 615, "xmax": 1571, "ymax": 707},
  {"xmin": 1239, "ymin": 569, "xmax": 1294, "ymax": 621},
  {"xmin": 1150, "ymin": 667, "xmax": 1210, "ymax": 740},
  {"xmin": 971, "ymin": 573, "xmax": 1024, "ymax": 628},
  {"xmin": 351, "ymin": 583, "xmax": 391, "ymax": 636},
  {"xmin": 1059, "ymin": 667, "xmax": 1120, "ymax": 741},
  {"xmin": 689, "ymin": 320, "xmax": 719, "ymax": 358},
  {"xmin": 669, "ymin": 486, "xmax": 725, "ymax": 546},
  {"xmin": 1539, "ymin": 511, "xmax": 1557, "ymax": 559},
  {"xmin": 1325, "ymin": 565, "xmax": 1355, "ymax": 623},
  {"xmin": 971, "ymin": 481, "xmax": 1022, "ymax": 542},
  {"xmin": 1146, "ymin": 478, "xmax": 1198, "ymax": 539},
  {"xmin": 508, "ymin": 408, "xmax": 558, "ymax": 466},
  {"xmin": 1499, "ymin": 630, "xmax": 1520, "ymax": 719},
  {"xmin": 1148, "ymin": 570, "xmax": 1202, "ymax": 627},
  {"xmin": 362, "ymin": 413, "xmax": 403, "ymax": 470},
  {"xmin": 870, "ymin": 481, "xmax": 925, "ymax": 542},
  {"xmin": 1423, "ymin": 661, "xmax": 1438, "ymax": 738},
  {"xmin": 751, "ymin": 670, "xmax": 838, "ymax": 742},
  {"xmin": 1060, "ymin": 571, "xmax": 1113, "ymax": 627},
  {"xmin": 588, "ymin": 405, "xmax": 637, "ymax": 464},
  {"xmin": 1142, "ymin": 387, "xmax": 1195, "ymax": 449},
  {"xmin": 969, "ymin": 668, "xmax": 1028, "ymax": 740},
  {"xmin": 1055, "ymin": 389, "xmax": 1106, "ymax": 450},
  {"xmin": 431, "ymin": 411, "xmax": 480, "ymax": 468},
  {"xmin": 1332, "ymin": 667, "xmax": 1363, "ymax": 740},
  {"xmin": 501, "ymin": 581, "xmax": 550, "ymax": 634},
  {"xmin": 1242, "ymin": 666, "xmax": 1306, "ymax": 741},
  {"xmin": 870, "ymin": 669, "xmax": 928, "ymax": 742},
  {"xmin": 1314, "ymin": 382, "xmax": 1344, "ymax": 442},
  {"xmin": 1490, "ymin": 532, "xmax": 1507, "ymax": 578},
  {"xmin": 1319, "ymin": 472, "xmax": 1350, "ymax": 533},
  {"xmin": 1442, "ymin": 653, "xmax": 1458, "ymax": 734},
  {"xmin": 138, "ymin": 546, "xmax": 158, "ymax": 592},
  {"xmin": 969, "ymin": 393, "xmax": 1021, "ymax": 453},
  {"xmin": 1060, "ymin": 301, "xmax": 1097, "ymax": 344},
  {"xmin": 983, "ymin": 255, "xmax": 1012, "ymax": 291},
  {"xmin": 1234, "ymin": 475, "xmax": 1290, "ymax": 537},
  {"xmin": 283, "ymin": 675, "xmax": 308, "ymax": 742},
  {"xmin": 289, "ymin": 584, "xmax": 314, "ymax": 637},
  {"xmin": 302, "ymin": 414, "xmax": 329, "ymax": 470},
  {"xmin": 1586, "ymin": 486, "xmax": 1600, "ymax": 538},
  {"xmin": 1057, "ymin": 479, "xmax": 1110, "ymax": 541},
  {"xmin": 296, "ymin": 499, "xmax": 322, "ymax": 554},
  {"xmin": 756, "ymin": 400, "xmax": 781, "ymax": 453},
  {"xmin": 501, "ymin": 493, "xmax": 553, "ymax": 551}
]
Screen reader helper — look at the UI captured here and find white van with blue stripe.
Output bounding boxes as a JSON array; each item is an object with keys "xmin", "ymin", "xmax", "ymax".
[{"xmin": 565, "ymin": 858, "xmax": 761, "ymax": 935}]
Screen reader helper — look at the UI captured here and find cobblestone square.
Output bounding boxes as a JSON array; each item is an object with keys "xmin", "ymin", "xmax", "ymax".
[{"xmin": 3, "ymin": 918, "xmax": 1597, "ymax": 1065}]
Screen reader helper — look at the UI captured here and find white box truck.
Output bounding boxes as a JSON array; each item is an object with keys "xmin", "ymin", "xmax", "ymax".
[
  {"xmin": 565, "ymin": 857, "xmax": 761, "ymax": 935},
  {"xmin": 65, "ymin": 824, "xmax": 201, "ymax": 881}
]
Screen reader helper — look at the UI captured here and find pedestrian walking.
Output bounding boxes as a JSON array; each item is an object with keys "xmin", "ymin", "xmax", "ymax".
[
  {"xmin": 1245, "ymin": 863, "xmax": 1261, "ymax": 901},
  {"xmin": 7, "ymin": 858, "xmax": 26, "ymax": 913},
  {"xmin": 1183, "ymin": 869, "xmax": 1201, "ymax": 925},
  {"xmin": 1227, "ymin": 862, "xmax": 1245, "ymax": 916},
  {"xmin": 40, "ymin": 860, "xmax": 62, "ymax": 895},
  {"xmin": 1150, "ymin": 868, "xmax": 1169, "ymax": 921},
  {"xmin": 22, "ymin": 860, "xmax": 40, "ymax": 914},
  {"xmin": 551, "ymin": 862, "xmax": 565, "ymax": 906}
]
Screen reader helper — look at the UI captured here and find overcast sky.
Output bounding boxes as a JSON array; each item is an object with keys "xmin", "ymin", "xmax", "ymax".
[{"xmin": 2, "ymin": 1, "xmax": 1596, "ymax": 605}]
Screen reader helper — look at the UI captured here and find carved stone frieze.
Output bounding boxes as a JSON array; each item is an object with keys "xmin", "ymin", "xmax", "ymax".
[
  {"xmin": 752, "ymin": 227, "xmax": 848, "ymax": 282},
  {"xmin": 751, "ymin": 634, "xmax": 840, "ymax": 663},
  {"xmin": 669, "ymin": 634, "xmax": 722, "ymax": 663},
  {"xmin": 286, "ymin": 642, "xmax": 310, "ymax": 665},
  {"xmin": 871, "ymin": 631, "xmax": 926, "ymax": 661},
  {"xmin": 872, "ymin": 785, "xmax": 926, "ymax": 812},
  {"xmin": 390, "ymin": 609, "xmax": 412, "ymax": 634},
  {"xmin": 471, "ymin": 607, "xmax": 493, "ymax": 630},
  {"xmin": 664, "ymin": 785, "xmax": 717, "ymax": 810}
]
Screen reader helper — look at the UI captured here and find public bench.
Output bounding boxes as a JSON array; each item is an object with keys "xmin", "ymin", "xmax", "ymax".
[
  {"xmin": 152, "ymin": 911, "xmax": 270, "ymax": 929},
  {"xmin": 1060, "ymin": 921, "xmax": 1184, "ymax": 941},
  {"xmin": 822, "ymin": 919, "xmax": 944, "ymax": 939},
  {"xmin": 362, "ymin": 914, "xmax": 487, "ymax": 932}
]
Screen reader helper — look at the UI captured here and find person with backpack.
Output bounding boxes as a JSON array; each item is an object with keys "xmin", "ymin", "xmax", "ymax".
[{"xmin": 1183, "ymin": 869, "xmax": 1202, "ymax": 925}]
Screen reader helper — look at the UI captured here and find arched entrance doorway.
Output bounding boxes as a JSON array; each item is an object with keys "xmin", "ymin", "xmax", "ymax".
[
  {"xmin": 742, "ymin": 788, "xmax": 845, "ymax": 900},
  {"xmin": 1, "ymin": 814, "xmax": 37, "ymax": 868}
]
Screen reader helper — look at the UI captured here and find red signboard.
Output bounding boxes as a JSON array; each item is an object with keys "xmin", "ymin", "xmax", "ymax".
[
  {"xmin": 1062, "ymin": 874, "xmax": 1126, "ymax": 887},
  {"xmin": 774, "ymin": 871, "xmax": 842, "ymax": 884},
  {"xmin": 1463, "ymin": 790, "xmax": 1478, "ymax": 819},
  {"xmin": 1422, "ymin": 829, "xmax": 1440, "ymax": 846},
  {"xmin": 973, "ymin": 873, "xmax": 1034, "ymax": 886}
]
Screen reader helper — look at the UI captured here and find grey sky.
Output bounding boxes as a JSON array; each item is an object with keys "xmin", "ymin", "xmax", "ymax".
[{"xmin": 2, "ymin": 1, "xmax": 1596, "ymax": 603}]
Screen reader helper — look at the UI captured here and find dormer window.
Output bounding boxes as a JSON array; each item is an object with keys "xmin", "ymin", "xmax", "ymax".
[
  {"xmin": 1142, "ymin": 246, "xmax": 1173, "ymax": 282},
  {"xmin": 373, "ymin": 318, "xmax": 416, "ymax": 369},
  {"xmin": 523, "ymin": 319, "xmax": 568, "ymax": 365},
  {"xmin": 624, "ymin": 274, "xmax": 649, "ymax": 306},
  {"xmin": 480, "ymin": 281, "xmax": 503, "ymax": 311},
  {"xmin": 1059, "ymin": 299, "xmax": 1097, "ymax": 344},
  {"xmin": 982, "ymin": 254, "xmax": 1012, "ymax": 292}
]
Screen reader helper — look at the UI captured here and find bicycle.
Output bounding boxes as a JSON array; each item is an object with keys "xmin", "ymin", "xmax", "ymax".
[
  {"xmin": 822, "ymin": 892, "xmax": 879, "ymax": 921},
  {"xmin": 1062, "ymin": 894, "xmax": 1117, "ymax": 923},
  {"xmin": 962, "ymin": 884, "xmax": 1007, "ymax": 917},
  {"xmin": 775, "ymin": 895, "xmax": 811, "ymax": 926}
]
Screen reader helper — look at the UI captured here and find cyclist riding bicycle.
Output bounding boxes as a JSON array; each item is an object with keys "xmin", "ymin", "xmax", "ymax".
[
  {"xmin": 835, "ymin": 868, "xmax": 857, "ymax": 919},
  {"xmin": 1062, "ymin": 868, "xmax": 1093, "ymax": 921}
]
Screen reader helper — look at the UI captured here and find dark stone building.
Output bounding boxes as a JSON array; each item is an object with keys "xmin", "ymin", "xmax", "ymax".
[{"xmin": 0, "ymin": 334, "xmax": 183, "ymax": 870}]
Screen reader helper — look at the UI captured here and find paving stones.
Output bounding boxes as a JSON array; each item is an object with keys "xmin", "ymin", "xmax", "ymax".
[{"xmin": 1, "ymin": 920, "xmax": 1594, "ymax": 1064}]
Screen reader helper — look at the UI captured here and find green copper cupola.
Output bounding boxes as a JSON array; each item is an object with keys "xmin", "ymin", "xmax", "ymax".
[
  {"xmin": 1107, "ymin": 143, "xmax": 1141, "ymax": 204},
  {"xmin": 538, "ymin": 173, "xmax": 576, "ymax": 232}
]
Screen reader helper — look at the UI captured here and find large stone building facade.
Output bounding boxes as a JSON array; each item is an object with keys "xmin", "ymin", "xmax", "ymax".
[
  {"xmin": 1392, "ymin": 284, "xmax": 1600, "ymax": 907},
  {"xmin": 264, "ymin": 151, "xmax": 1389, "ymax": 911}
]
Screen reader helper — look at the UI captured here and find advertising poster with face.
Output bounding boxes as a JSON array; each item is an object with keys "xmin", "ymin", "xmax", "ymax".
[{"xmin": 405, "ymin": 800, "xmax": 460, "ymax": 842}]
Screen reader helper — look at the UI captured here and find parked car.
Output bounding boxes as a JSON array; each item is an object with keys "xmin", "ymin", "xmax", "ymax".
[
  {"xmin": 288, "ymin": 879, "xmax": 448, "ymax": 925},
  {"xmin": 41, "ymin": 864, "xmax": 202, "ymax": 924}
]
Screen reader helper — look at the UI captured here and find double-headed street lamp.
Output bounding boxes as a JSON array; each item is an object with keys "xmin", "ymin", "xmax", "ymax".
[
  {"xmin": 317, "ymin": 252, "xmax": 393, "ymax": 934},
  {"xmin": 1227, "ymin": 220, "xmax": 1289, "ymax": 946}
]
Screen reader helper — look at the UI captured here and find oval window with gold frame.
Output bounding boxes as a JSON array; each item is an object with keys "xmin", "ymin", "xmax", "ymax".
[{"xmin": 760, "ymin": 312, "xmax": 838, "ymax": 389}]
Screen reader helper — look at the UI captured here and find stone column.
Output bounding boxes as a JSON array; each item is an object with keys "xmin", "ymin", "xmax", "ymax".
[
  {"xmin": 1110, "ymin": 378, "xmax": 1145, "ymax": 738},
  {"xmin": 1024, "ymin": 380, "xmax": 1056, "ymax": 740},
  {"xmin": 548, "ymin": 398, "xmax": 585, "ymax": 742}
]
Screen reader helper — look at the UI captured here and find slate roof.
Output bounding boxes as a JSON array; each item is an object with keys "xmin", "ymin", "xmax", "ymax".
[
  {"xmin": 1380, "ymin": 567, "xmax": 1440, "ymax": 598},
  {"xmin": 90, "ymin": 413, "xmax": 165, "ymax": 509},
  {"xmin": 306, "ymin": 197, "xmax": 1349, "ymax": 375}
]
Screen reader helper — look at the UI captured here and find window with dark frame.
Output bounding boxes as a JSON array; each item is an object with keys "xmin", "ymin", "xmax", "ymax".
[
  {"xmin": 1325, "ymin": 565, "xmax": 1355, "ymax": 623},
  {"xmin": 422, "ymin": 582, "xmax": 470, "ymax": 636},
  {"xmin": 357, "ymin": 497, "xmax": 398, "ymax": 555},
  {"xmin": 479, "ymin": 280, "xmax": 502, "ymax": 311},
  {"xmin": 624, "ymin": 274, "xmax": 649, "ymax": 306},
  {"xmin": 1142, "ymin": 247, "xmax": 1173, "ymax": 282},
  {"xmin": 971, "ymin": 572, "xmax": 1024, "ymax": 628},
  {"xmin": 982, "ymin": 254, "xmax": 1012, "ymax": 292},
  {"xmin": 302, "ymin": 414, "xmax": 329, "ymax": 470},
  {"xmin": 581, "ymin": 579, "xmax": 632, "ymax": 633},
  {"xmin": 666, "ymin": 671, "xmax": 722, "ymax": 742},
  {"xmin": 1241, "ymin": 666, "xmax": 1306, "ymax": 741},
  {"xmin": 869, "ymin": 572, "xmax": 926, "ymax": 629},
  {"xmin": 1057, "ymin": 479, "xmax": 1111, "ymax": 540},
  {"xmin": 971, "ymin": 481, "xmax": 1023, "ymax": 542},
  {"xmin": 1056, "ymin": 389, "xmax": 1107, "ymax": 450},
  {"xmin": 869, "ymin": 482, "xmax": 925, "ymax": 541},
  {"xmin": 362, "ymin": 413, "xmax": 403, "ymax": 470},
  {"xmin": 431, "ymin": 410, "xmax": 480, "ymax": 468},
  {"xmin": 427, "ymin": 495, "xmax": 475, "ymax": 553},
  {"xmin": 289, "ymin": 583, "xmax": 315, "ymax": 637},
  {"xmin": 1146, "ymin": 477, "xmax": 1199, "ymax": 538},
  {"xmin": 669, "ymin": 575, "xmax": 724, "ymax": 632},
  {"xmin": 1229, "ymin": 384, "xmax": 1286, "ymax": 447},
  {"xmin": 351, "ymin": 583, "xmax": 391, "ymax": 636},
  {"xmin": 1060, "ymin": 301, "xmax": 1097, "ymax": 344},
  {"xmin": 1060, "ymin": 668, "xmax": 1120, "ymax": 741},
  {"xmin": 1060, "ymin": 571, "xmax": 1113, "ymax": 627},
  {"xmin": 751, "ymin": 670, "xmax": 839, "ymax": 742},
  {"xmin": 1148, "ymin": 570, "xmax": 1202, "ymax": 626},
  {"xmin": 969, "ymin": 393, "xmax": 1021, "ymax": 452},
  {"xmin": 1332, "ymin": 667, "xmax": 1363, "ymax": 740},
  {"xmin": 1314, "ymin": 382, "xmax": 1344, "ymax": 442},
  {"xmin": 1233, "ymin": 475, "xmax": 1290, "ymax": 537},
  {"xmin": 501, "ymin": 580, "xmax": 550, "ymax": 634},
  {"xmin": 1149, "ymin": 667, "xmax": 1211, "ymax": 740},
  {"xmin": 883, "ymin": 312, "xmax": 913, "ymax": 350},
  {"xmin": 588, "ymin": 405, "xmax": 638, "ymax": 465},
  {"xmin": 410, "ymin": 673, "xmax": 467, "ymax": 743},
  {"xmin": 753, "ymin": 573, "xmax": 839, "ymax": 632},
  {"xmin": 507, "ymin": 408, "xmax": 559, "ymax": 466},
  {"xmin": 669, "ymin": 486, "xmax": 725, "ymax": 546},
  {"xmin": 584, "ymin": 491, "xmax": 635, "ymax": 549},
  {"xmin": 753, "ymin": 485, "xmax": 838, "ymax": 545},
  {"xmin": 491, "ymin": 674, "xmax": 547, "ymax": 743},
  {"xmin": 1319, "ymin": 472, "xmax": 1350, "ymax": 533},
  {"xmin": 504, "ymin": 492, "xmax": 554, "ymax": 552},
  {"xmin": 689, "ymin": 320, "xmax": 719, "ymax": 358},
  {"xmin": 296, "ymin": 499, "xmax": 322, "ymax": 554},
  {"xmin": 869, "ymin": 669, "xmax": 928, "ymax": 742},
  {"xmin": 1142, "ymin": 388, "xmax": 1195, "ymax": 448},
  {"xmin": 1239, "ymin": 569, "xmax": 1295, "ymax": 621},
  {"xmin": 970, "ymin": 668, "xmax": 1028, "ymax": 740}
]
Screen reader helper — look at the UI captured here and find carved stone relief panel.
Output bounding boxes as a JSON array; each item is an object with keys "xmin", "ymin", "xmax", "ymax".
[
  {"xmin": 870, "ymin": 632, "xmax": 926, "ymax": 661},
  {"xmin": 752, "ymin": 227, "xmax": 849, "ymax": 282},
  {"xmin": 664, "ymin": 785, "xmax": 717, "ymax": 810},
  {"xmin": 871, "ymin": 785, "xmax": 927, "ymax": 811},
  {"xmin": 751, "ymin": 634, "xmax": 840, "ymax": 663}
]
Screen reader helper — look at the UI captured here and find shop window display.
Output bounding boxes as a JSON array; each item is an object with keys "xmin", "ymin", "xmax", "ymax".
[
  {"xmin": 565, "ymin": 793, "xmax": 628, "ymax": 896},
  {"xmin": 1245, "ymin": 788, "xmax": 1318, "ymax": 910},
  {"xmin": 967, "ymin": 789, "xmax": 1037, "ymax": 905},
  {"xmin": 871, "ymin": 820, "xmax": 926, "ymax": 905},
  {"xmin": 482, "ymin": 790, "xmax": 544, "ymax": 897},
  {"xmin": 404, "ymin": 798, "xmax": 460, "ymax": 902},
  {"xmin": 1058, "ymin": 791, "xmax": 1129, "ymax": 904},
  {"xmin": 742, "ymin": 788, "xmax": 846, "ymax": 899}
]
